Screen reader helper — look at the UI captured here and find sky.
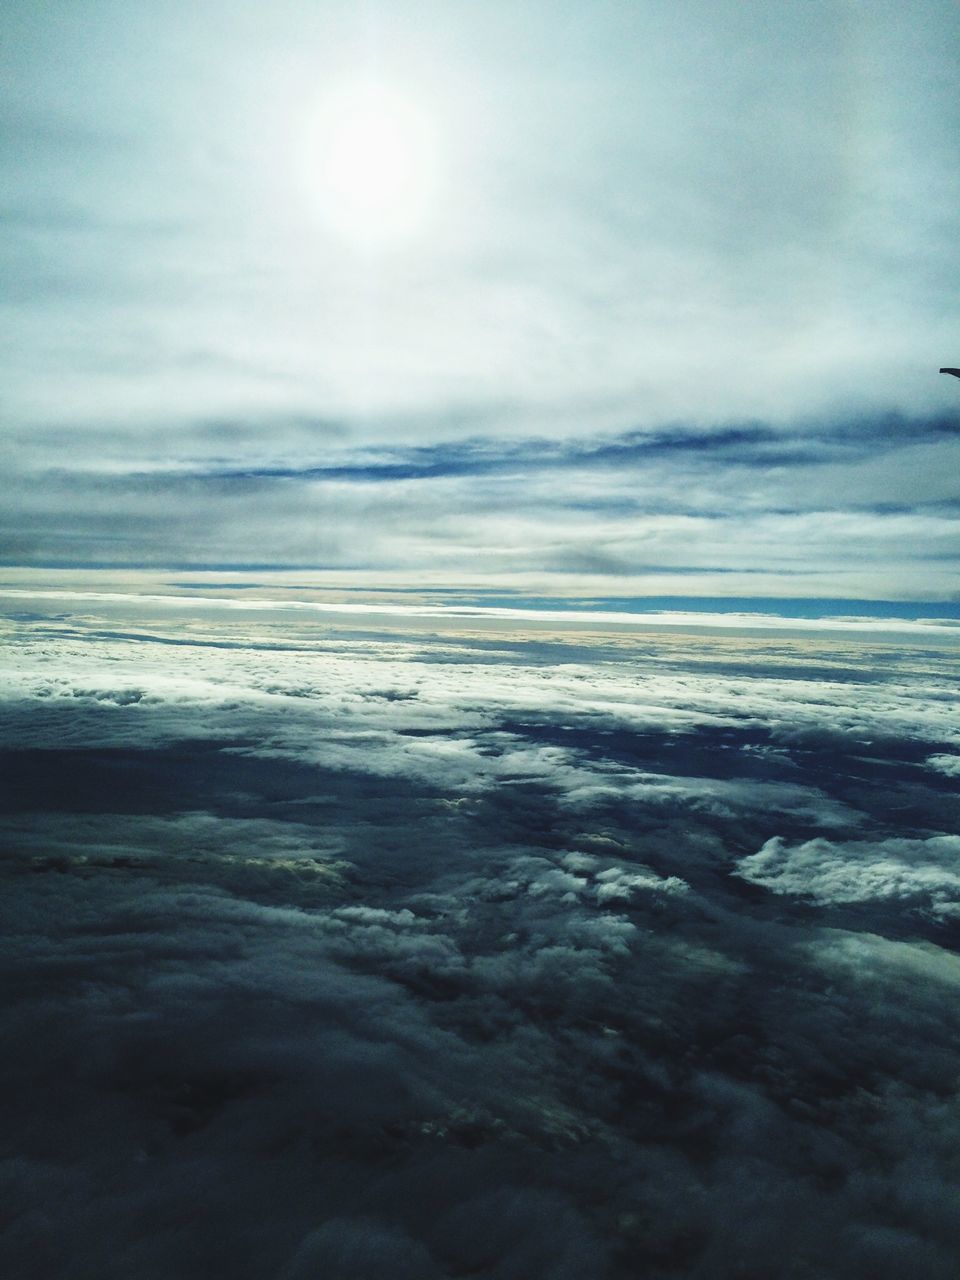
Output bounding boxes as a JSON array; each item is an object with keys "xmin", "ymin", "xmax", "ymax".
[{"xmin": 2, "ymin": 0, "xmax": 960, "ymax": 599}]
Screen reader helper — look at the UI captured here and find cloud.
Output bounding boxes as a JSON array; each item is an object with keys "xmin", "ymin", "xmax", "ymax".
[
  {"xmin": 281, "ymin": 1218, "xmax": 444, "ymax": 1280},
  {"xmin": 3, "ymin": 3, "xmax": 960, "ymax": 593},
  {"xmin": 2, "ymin": 583, "xmax": 960, "ymax": 1277},
  {"xmin": 594, "ymin": 866, "xmax": 690, "ymax": 904},
  {"xmin": 737, "ymin": 834, "xmax": 960, "ymax": 916},
  {"xmin": 2, "ymin": 412, "xmax": 958, "ymax": 607},
  {"xmin": 5, "ymin": 0, "xmax": 960, "ymax": 441},
  {"xmin": 2, "ymin": 412, "xmax": 959, "ymax": 595},
  {"xmin": 3, "ymin": 0, "xmax": 960, "ymax": 1266},
  {"xmin": 927, "ymin": 753, "xmax": 960, "ymax": 778}
]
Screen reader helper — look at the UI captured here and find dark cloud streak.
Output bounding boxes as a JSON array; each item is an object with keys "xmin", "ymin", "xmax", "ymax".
[{"xmin": 126, "ymin": 411, "xmax": 960, "ymax": 485}]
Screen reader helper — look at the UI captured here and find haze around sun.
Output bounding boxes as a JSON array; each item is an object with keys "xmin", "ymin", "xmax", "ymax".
[{"xmin": 310, "ymin": 82, "xmax": 437, "ymax": 245}]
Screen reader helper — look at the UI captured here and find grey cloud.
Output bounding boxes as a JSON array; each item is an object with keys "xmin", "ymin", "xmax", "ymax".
[
  {"xmin": 281, "ymin": 1218, "xmax": 445, "ymax": 1280},
  {"xmin": 3, "ymin": 411, "xmax": 957, "ymax": 596}
]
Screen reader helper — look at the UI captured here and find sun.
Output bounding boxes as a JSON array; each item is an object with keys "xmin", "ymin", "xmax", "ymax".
[{"xmin": 312, "ymin": 83, "xmax": 436, "ymax": 246}]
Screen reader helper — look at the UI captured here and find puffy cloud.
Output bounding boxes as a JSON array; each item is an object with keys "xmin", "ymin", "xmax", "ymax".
[
  {"xmin": 594, "ymin": 866, "xmax": 690, "ymax": 904},
  {"xmin": 927, "ymin": 753, "xmax": 960, "ymax": 778},
  {"xmin": 737, "ymin": 835, "xmax": 960, "ymax": 914}
]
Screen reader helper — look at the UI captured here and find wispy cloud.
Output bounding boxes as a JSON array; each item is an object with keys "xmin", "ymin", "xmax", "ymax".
[{"xmin": 3, "ymin": 409, "xmax": 958, "ymax": 596}]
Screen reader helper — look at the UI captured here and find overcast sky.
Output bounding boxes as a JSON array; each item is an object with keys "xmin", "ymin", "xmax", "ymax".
[{"xmin": 2, "ymin": 0, "xmax": 959, "ymax": 596}]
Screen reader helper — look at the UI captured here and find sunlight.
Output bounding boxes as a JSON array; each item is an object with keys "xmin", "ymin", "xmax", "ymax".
[{"xmin": 311, "ymin": 82, "xmax": 436, "ymax": 246}]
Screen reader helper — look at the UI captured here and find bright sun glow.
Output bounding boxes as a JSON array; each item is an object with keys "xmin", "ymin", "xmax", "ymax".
[{"xmin": 313, "ymin": 84, "xmax": 436, "ymax": 246}]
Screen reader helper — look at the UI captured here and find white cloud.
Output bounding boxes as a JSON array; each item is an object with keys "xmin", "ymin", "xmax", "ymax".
[
  {"xmin": 927, "ymin": 754, "xmax": 960, "ymax": 778},
  {"xmin": 737, "ymin": 835, "xmax": 960, "ymax": 914},
  {"xmin": 594, "ymin": 867, "xmax": 689, "ymax": 904}
]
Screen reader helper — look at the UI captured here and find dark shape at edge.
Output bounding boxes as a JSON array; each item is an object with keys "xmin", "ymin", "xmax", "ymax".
[{"xmin": 939, "ymin": 367, "xmax": 960, "ymax": 378}]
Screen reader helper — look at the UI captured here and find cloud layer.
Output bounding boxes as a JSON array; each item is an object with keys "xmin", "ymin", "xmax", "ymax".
[
  {"xmin": 2, "ymin": 592, "xmax": 959, "ymax": 1277},
  {"xmin": 3, "ymin": 412, "xmax": 959, "ymax": 598}
]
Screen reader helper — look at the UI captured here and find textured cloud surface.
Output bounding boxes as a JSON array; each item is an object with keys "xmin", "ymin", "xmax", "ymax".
[{"xmin": 2, "ymin": 588, "xmax": 959, "ymax": 1277}]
